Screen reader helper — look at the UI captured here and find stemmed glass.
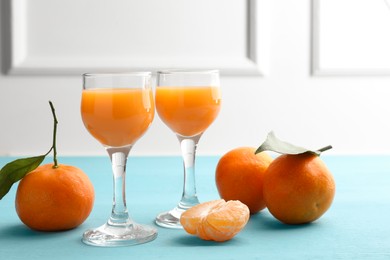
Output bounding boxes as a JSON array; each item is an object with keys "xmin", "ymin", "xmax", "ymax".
[
  {"xmin": 81, "ymin": 72, "xmax": 157, "ymax": 246},
  {"xmin": 155, "ymin": 70, "xmax": 221, "ymax": 228}
]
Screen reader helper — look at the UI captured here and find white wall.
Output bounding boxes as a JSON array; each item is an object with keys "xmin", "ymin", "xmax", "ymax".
[{"xmin": 1, "ymin": 0, "xmax": 390, "ymax": 156}]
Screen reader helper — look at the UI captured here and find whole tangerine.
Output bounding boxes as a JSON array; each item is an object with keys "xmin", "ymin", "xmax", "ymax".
[
  {"xmin": 15, "ymin": 163, "xmax": 95, "ymax": 231},
  {"xmin": 215, "ymin": 147, "xmax": 273, "ymax": 214},
  {"xmin": 263, "ymin": 152, "xmax": 335, "ymax": 224}
]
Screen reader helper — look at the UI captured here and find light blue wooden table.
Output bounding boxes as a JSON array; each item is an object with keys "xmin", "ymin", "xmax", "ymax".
[{"xmin": 0, "ymin": 155, "xmax": 389, "ymax": 259}]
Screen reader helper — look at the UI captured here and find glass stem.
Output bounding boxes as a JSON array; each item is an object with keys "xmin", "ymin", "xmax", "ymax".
[
  {"xmin": 177, "ymin": 134, "xmax": 201, "ymax": 210},
  {"xmin": 106, "ymin": 146, "xmax": 132, "ymax": 226}
]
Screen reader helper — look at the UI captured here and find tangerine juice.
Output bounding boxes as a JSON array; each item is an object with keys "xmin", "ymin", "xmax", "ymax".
[
  {"xmin": 81, "ymin": 88, "xmax": 154, "ymax": 147},
  {"xmin": 155, "ymin": 86, "xmax": 221, "ymax": 136}
]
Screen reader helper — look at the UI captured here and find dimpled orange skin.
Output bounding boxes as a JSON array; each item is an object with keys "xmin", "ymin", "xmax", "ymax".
[
  {"xmin": 180, "ymin": 199, "xmax": 250, "ymax": 242},
  {"xmin": 263, "ymin": 153, "xmax": 336, "ymax": 225},
  {"xmin": 15, "ymin": 163, "xmax": 95, "ymax": 231},
  {"xmin": 215, "ymin": 147, "xmax": 273, "ymax": 214}
]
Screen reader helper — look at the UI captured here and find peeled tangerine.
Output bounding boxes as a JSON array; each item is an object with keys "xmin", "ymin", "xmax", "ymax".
[{"xmin": 180, "ymin": 199, "xmax": 250, "ymax": 242}]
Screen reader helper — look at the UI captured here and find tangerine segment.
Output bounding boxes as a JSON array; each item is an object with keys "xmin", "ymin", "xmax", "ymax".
[
  {"xmin": 180, "ymin": 200, "xmax": 224, "ymax": 236},
  {"xmin": 203, "ymin": 200, "xmax": 250, "ymax": 242},
  {"xmin": 180, "ymin": 199, "xmax": 250, "ymax": 242}
]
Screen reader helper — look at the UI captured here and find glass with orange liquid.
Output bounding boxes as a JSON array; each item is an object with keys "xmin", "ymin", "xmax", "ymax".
[
  {"xmin": 155, "ymin": 70, "xmax": 221, "ymax": 228},
  {"xmin": 81, "ymin": 73, "xmax": 157, "ymax": 246}
]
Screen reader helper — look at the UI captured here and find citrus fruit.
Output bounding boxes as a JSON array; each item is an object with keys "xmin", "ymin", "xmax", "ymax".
[
  {"xmin": 180, "ymin": 199, "xmax": 250, "ymax": 242},
  {"xmin": 15, "ymin": 163, "xmax": 95, "ymax": 231},
  {"xmin": 263, "ymin": 152, "xmax": 335, "ymax": 224},
  {"xmin": 215, "ymin": 147, "xmax": 273, "ymax": 214}
]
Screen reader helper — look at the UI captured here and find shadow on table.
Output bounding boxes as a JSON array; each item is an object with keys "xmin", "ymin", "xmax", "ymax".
[
  {"xmin": 248, "ymin": 211, "xmax": 315, "ymax": 231},
  {"xmin": 171, "ymin": 234, "xmax": 245, "ymax": 247},
  {"xmin": 0, "ymin": 223, "xmax": 67, "ymax": 240}
]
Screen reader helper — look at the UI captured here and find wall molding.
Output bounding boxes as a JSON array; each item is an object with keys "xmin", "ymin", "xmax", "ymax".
[
  {"xmin": 7, "ymin": 0, "xmax": 269, "ymax": 76},
  {"xmin": 311, "ymin": 0, "xmax": 390, "ymax": 76}
]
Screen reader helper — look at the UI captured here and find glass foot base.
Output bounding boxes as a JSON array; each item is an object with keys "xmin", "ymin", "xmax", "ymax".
[
  {"xmin": 82, "ymin": 222, "xmax": 157, "ymax": 247},
  {"xmin": 155, "ymin": 207, "xmax": 186, "ymax": 229}
]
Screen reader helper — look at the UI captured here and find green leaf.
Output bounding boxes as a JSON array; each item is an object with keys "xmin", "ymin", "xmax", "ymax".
[
  {"xmin": 255, "ymin": 131, "xmax": 332, "ymax": 156},
  {"xmin": 0, "ymin": 155, "xmax": 46, "ymax": 200}
]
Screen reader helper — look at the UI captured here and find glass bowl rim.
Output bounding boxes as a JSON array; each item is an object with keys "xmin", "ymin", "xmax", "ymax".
[
  {"xmin": 157, "ymin": 69, "xmax": 219, "ymax": 75},
  {"xmin": 83, "ymin": 72, "xmax": 152, "ymax": 77}
]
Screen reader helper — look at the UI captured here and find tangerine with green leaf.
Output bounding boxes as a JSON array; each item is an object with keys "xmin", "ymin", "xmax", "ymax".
[
  {"xmin": 256, "ymin": 132, "xmax": 335, "ymax": 224},
  {"xmin": 262, "ymin": 152, "xmax": 335, "ymax": 225},
  {"xmin": 15, "ymin": 163, "xmax": 94, "ymax": 231},
  {"xmin": 0, "ymin": 101, "xmax": 95, "ymax": 231}
]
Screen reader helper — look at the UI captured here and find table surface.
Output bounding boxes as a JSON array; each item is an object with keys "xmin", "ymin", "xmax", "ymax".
[{"xmin": 0, "ymin": 155, "xmax": 389, "ymax": 259}]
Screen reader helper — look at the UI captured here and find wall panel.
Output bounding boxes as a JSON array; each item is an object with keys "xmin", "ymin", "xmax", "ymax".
[
  {"xmin": 8, "ymin": 0, "xmax": 269, "ymax": 76},
  {"xmin": 312, "ymin": 0, "xmax": 390, "ymax": 75}
]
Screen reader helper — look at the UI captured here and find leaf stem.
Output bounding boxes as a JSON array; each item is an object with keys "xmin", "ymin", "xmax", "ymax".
[
  {"xmin": 317, "ymin": 145, "xmax": 332, "ymax": 153},
  {"xmin": 49, "ymin": 101, "xmax": 59, "ymax": 168}
]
